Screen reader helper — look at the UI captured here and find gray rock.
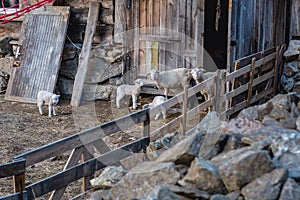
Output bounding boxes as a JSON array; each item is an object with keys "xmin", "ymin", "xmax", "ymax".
[
  {"xmin": 238, "ymin": 101, "xmax": 273, "ymax": 121},
  {"xmin": 166, "ymin": 184, "xmax": 211, "ymax": 200},
  {"xmin": 210, "ymin": 194, "xmax": 230, "ymax": 200},
  {"xmin": 211, "ymin": 148, "xmax": 274, "ymax": 192},
  {"xmin": 57, "ymin": 77, "xmax": 74, "ymax": 96},
  {"xmin": 178, "ymin": 157, "xmax": 226, "ymax": 194},
  {"xmin": 90, "ymin": 166, "xmax": 127, "ymax": 190},
  {"xmin": 279, "ymin": 178, "xmax": 300, "ymax": 200},
  {"xmin": 141, "ymin": 185, "xmax": 185, "ymax": 200},
  {"xmin": 223, "ymin": 134, "xmax": 244, "ymax": 152},
  {"xmin": 293, "ymin": 81, "xmax": 300, "ymax": 94},
  {"xmin": 108, "ymin": 162, "xmax": 180, "ymax": 200},
  {"xmin": 276, "ymin": 153, "xmax": 300, "ymax": 179},
  {"xmin": 241, "ymin": 168, "xmax": 288, "ymax": 200},
  {"xmin": 195, "ymin": 111, "xmax": 222, "ymax": 134},
  {"xmin": 283, "ymin": 40, "xmax": 300, "ymax": 61},
  {"xmin": 156, "ymin": 132, "xmax": 204, "ymax": 164},
  {"xmin": 87, "ymin": 189, "xmax": 110, "ymax": 200},
  {"xmin": 85, "ymin": 57, "xmax": 122, "ymax": 84},
  {"xmin": 283, "ymin": 61, "xmax": 299, "ymax": 77},
  {"xmin": 82, "ymin": 84, "xmax": 116, "ymax": 101}
]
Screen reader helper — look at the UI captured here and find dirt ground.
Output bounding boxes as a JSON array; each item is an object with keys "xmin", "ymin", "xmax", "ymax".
[{"xmin": 0, "ymin": 93, "xmax": 188, "ymax": 199}]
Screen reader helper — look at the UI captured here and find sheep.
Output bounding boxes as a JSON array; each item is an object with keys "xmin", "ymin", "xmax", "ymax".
[
  {"xmin": 190, "ymin": 68, "xmax": 215, "ymax": 101},
  {"xmin": 143, "ymin": 96, "xmax": 167, "ymax": 120},
  {"xmin": 146, "ymin": 68, "xmax": 192, "ymax": 98},
  {"xmin": 37, "ymin": 90, "xmax": 60, "ymax": 118},
  {"xmin": 116, "ymin": 79, "xmax": 144, "ymax": 109}
]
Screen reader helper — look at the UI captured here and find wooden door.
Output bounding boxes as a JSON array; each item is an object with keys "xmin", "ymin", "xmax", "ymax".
[
  {"xmin": 114, "ymin": 0, "xmax": 204, "ymax": 82},
  {"xmin": 5, "ymin": 6, "xmax": 70, "ymax": 103},
  {"xmin": 132, "ymin": 0, "xmax": 205, "ymax": 80}
]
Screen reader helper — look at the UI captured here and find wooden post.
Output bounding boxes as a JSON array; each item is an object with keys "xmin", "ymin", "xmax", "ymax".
[
  {"xmin": 13, "ymin": 173, "xmax": 25, "ymax": 199},
  {"xmin": 215, "ymin": 70, "xmax": 226, "ymax": 115},
  {"xmin": 81, "ymin": 147, "xmax": 93, "ymax": 192},
  {"xmin": 181, "ymin": 85, "xmax": 189, "ymax": 137},
  {"xmin": 246, "ymin": 58, "xmax": 256, "ymax": 107},
  {"xmin": 229, "ymin": 61, "xmax": 240, "ymax": 108},
  {"xmin": 143, "ymin": 108, "xmax": 150, "ymax": 138},
  {"xmin": 274, "ymin": 46, "xmax": 280, "ymax": 95},
  {"xmin": 70, "ymin": 2, "xmax": 100, "ymax": 107}
]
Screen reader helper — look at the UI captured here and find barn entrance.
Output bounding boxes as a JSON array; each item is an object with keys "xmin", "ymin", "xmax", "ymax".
[
  {"xmin": 131, "ymin": 0, "xmax": 205, "ymax": 81},
  {"xmin": 203, "ymin": 0, "xmax": 229, "ymax": 70}
]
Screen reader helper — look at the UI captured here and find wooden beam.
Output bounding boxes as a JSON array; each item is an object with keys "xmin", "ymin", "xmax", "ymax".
[
  {"xmin": 14, "ymin": 109, "xmax": 148, "ymax": 167},
  {"xmin": 246, "ymin": 58, "xmax": 256, "ymax": 107},
  {"xmin": 24, "ymin": 137, "xmax": 149, "ymax": 199},
  {"xmin": 70, "ymin": 2, "xmax": 100, "ymax": 107},
  {"xmin": 0, "ymin": 159, "xmax": 25, "ymax": 178}
]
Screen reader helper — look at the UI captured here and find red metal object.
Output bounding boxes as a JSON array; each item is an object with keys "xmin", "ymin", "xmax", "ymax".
[{"xmin": 0, "ymin": 0, "xmax": 55, "ymax": 24}]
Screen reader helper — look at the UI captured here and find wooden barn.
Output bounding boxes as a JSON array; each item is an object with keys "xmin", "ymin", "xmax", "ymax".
[
  {"xmin": 2, "ymin": 1, "xmax": 300, "ymax": 199},
  {"xmin": 0, "ymin": 0, "xmax": 297, "ymax": 105}
]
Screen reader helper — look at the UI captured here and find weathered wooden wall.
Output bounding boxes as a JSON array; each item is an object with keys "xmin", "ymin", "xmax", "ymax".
[
  {"xmin": 230, "ymin": 0, "xmax": 288, "ymax": 68},
  {"xmin": 290, "ymin": 0, "xmax": 300, "ymax": 38}
]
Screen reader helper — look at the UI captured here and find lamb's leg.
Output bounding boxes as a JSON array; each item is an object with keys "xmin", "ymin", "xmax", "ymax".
[
  {"xmin": 116, "ymin": 94, "xmax": 122, "ymax": 109},
  {"xmin": 38, "ymin": 103, "xmax": 43, "ymax": 115},
  {"xmin": 132, "ymin": 94, "xmax": 137, "ymax": 109},
  {"xmin": 164, "ymin": 88, "xmax": 168, "ymax": 99},
  {"xmin": 154, "ymin": 113, "xmax": 161, "ymax": 120},
  {"xmin": 48, "ymin": 104, "xmax": 52, "ymax": 118},
  {"xmin": 162, "ymin": 111, "xmax": 166, "ymax": 120},
  {"xmin": 53, "ymin": 106, "xmax": 57, "ymax": 116}
]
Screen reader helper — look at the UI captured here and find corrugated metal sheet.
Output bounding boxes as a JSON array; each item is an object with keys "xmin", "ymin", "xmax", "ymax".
[{"xmin": 5, "ymin": 6, "xmax": 70, "ymax": 103}]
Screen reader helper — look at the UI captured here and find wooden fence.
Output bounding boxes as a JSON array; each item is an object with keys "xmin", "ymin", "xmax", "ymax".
[{"xmin": 0, "ymin": 44, "xmax": 285, "ymax": 200}]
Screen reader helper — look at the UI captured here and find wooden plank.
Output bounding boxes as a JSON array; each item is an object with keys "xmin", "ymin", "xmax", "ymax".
[
  {"xmin": 82, "ymin": 147, "xmax": 93, "ymax": 192},
  {"xmin": 226, "ymin": 64, "xmax": 251, "ymax": 82},
  {"xmin": 139, "ymin": 34, "xmax": 181, "ymax": 43},
  {"xmin": 252, "ymin": 70, "xmax": 274, "ymax": 87},
  {"xmin": 159, "ymin": 0, "xmax": 167, "ymax": 71},
  {"xmin": 225, "ymin": 100, "xmax": 247, "ymax": 118},
  {"xmin": 70, "ymin": 2, "xmax": 99, "ymax": 107},
  {"xmin": 0, "ymin": 159, "xmax": 25, "ymax": 178},
  {"xmin": 150, "ymin": 117, "xmax": 182, "ymax": 142},
  {"xmin": 133, "ymin": 0, "xmax": 140, "ymax": 81},
  {"xmin": 246, "ymin": 58, "xmax": 256, "ymax": 107},
  {"xmin": 14, "ymin": 109, "xmax": 149, "ymax": 167},
  {"xmin": 5, "ymin": 6, "xmax": 70, "ymax": 103},
  {"xmin": 215, "ymin": 70, "xmax": 227, "ymax": 114},
  {"xmin": 139, "ymin": 0, "xmax": 147, "ymax": 75},
  {"xmin": 25, "ymin": 137, "xmax": 149, "ymax": 199},
  {"xmin": 49, "ymin": 147, "xmax": 84, "ymax": 200},
  {"xmin": 0, "ymin": 191, "xmax": 28, "ymax": 200},
  {"xmin": 181, "ymin": 86, "xmax": 189, "ymax": 136},
  {"xmin": 250, "ymin": 87, "xmax": 273, "ymax": 105},
  {"xmin": 254, "ymin": 52, "xmax": 276, "ymax": 69},
  {"xmin": 143, "ymin": 108, "xmax": 150, "ymax": 138},
  {"xmin": 187, "ymin": 98, "xmax": 215, "ymax": 118},
  {"xmin": 225, "ymin": 83, "xmax": 249, "ymax": 100}
]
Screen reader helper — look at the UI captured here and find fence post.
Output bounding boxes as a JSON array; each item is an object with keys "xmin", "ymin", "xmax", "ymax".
[
  {"xmin": 143, "ymin": 108, "xmax": 150, "ymax": 138},
  {"xmin": 181, "ymin": 85, "xmax": 189, "ymax": 137},
  {"xmin": 215, "ymin": 70, "xmax": 226, "ymax": 118},
  {"xmin": 246, "ymin": 58, "xmax": 256, "ymax": 107},
  {"xmin": 274, "ymin": 46, "xmax": 280, "ymax": 95},
  {"xmin": 229, "ymin": 61, "xmax": 240, "ymax": 108},
  {"xmin": 81, "ymin": 147, "xmax": 93, "ymax": 192}
]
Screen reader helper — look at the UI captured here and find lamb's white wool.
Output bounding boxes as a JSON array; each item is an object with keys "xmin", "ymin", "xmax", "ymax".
[
  {"xmin": 147, "ymin": 68, "xmax": 192, "ymax": 98},
  {"xmin": 143, "ymin": 96, "xmax": 167, "ymax": 120},
  {"xmin": 190, "ymin": 68, "xmax": 215, "ymax": 101},
  {"xmin": 37, "ymin": 90, "xmax": 60, "ymax": 118},
  {"xmin": 116, "ymin": 79, "xmax": 144, "ymax": 109}
]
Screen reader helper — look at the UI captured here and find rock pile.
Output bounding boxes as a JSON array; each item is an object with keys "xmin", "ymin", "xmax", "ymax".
[
  {"xmin": 281, "ymin": 40, "xmax": 300, "ymax": 94},
  {"xmin": 87, "ymin": 93, "xmax": 300, "ymax": 200}
]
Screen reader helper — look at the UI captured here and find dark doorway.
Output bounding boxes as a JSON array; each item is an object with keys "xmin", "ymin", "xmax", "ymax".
[{"xmin": 204, "ymin": 0, "xmax": 229, "ymax": 69}]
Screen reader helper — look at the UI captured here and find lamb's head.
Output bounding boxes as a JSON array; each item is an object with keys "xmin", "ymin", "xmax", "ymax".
[
  {"xmin": 51, "ymin": 94, "xmax": 60, "ymax": 105},
  {"xmin": 146, "ymin": 70, "xmax": 159, "ymax": 81},
  {"xmin": 134, "ymin": 79, "xmax": 144, "ymax": 87},
  {"xmin": 190, "ymin": 68, "xmax": 206, "ymax": 82}
]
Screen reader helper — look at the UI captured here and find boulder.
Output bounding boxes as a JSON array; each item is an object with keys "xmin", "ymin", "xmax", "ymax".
[
  {"xmin": 179, "ymin": 157, "xmax": 227, "ymax": 194},
  {"xmin": 108, "ymin": 162, "xmax": 180, "ymax": 200},
  {"xmin": 241, "ymin": 168, "xmax": 288, "ymax": 200},
  {"xmin": 279, "ymin": 178, "xmax": 300, "ymax": 200},
  {"xmin": 156, "ymin": 132, "xmax": 204, "ymax": 165},
  {"xmin": 211, "ymin": 148, "xmax": 274, "ymax": 192}
]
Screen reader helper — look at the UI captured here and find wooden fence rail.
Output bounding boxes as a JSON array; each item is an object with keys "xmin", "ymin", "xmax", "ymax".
[{"xmin": 0, "ymin": 44, "xmax": 285, "ymax": 200}]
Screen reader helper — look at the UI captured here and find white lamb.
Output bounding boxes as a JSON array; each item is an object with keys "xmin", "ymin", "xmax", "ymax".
[
  {"xmin": 146, "ymin": 68, "xmax": 192, "ymax": 98},
  {"xmin": 190, "ymin": 68, "xmax": 215, "ymax": 101},
  {"xmin": 37, "ymin": 90, "xmax": 60, "ymax": 118},
  {"xmin": 116, "ymin": 79, "xmax": 144, "ymax": 109},
  {"xmin": 143, "ymin": 96, "xmax": 167, "ymax": 120}
]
